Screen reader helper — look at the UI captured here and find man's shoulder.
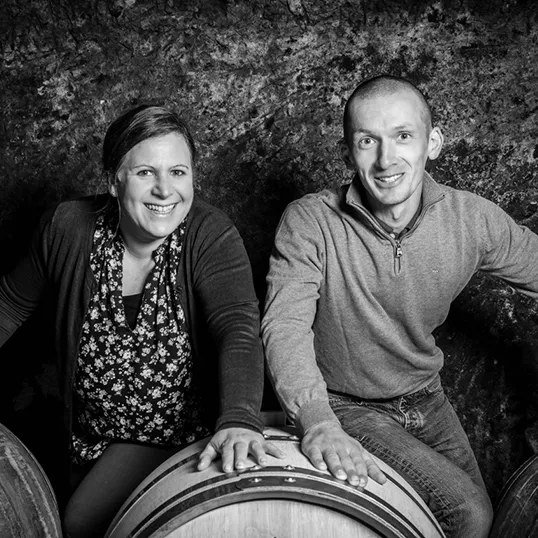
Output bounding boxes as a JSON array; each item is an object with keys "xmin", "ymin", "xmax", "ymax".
[
  {"xmin": 430, "ymin": 181, "xmax": 510, "ymax": 233},
  {"xmin": 437, "ymin": 182, "xmax": 499, "ymax": 211},
  {"xmin": 286, "ymin": 185, "xmax": 346, "ymax": 213}
]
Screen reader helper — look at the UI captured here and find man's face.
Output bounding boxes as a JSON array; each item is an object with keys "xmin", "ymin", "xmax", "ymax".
[{"xmin": 342, "ymin": 88, "xmax": 442, "ymax": 214}]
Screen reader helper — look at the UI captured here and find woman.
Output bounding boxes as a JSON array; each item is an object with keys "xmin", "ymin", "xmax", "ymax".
[{"xmin": 0, "ymin": 104, "xmax": 281, "ymax": 537}]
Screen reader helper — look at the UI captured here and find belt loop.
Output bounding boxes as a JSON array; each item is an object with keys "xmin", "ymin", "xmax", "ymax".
[{"xmin": 426, "ymin": 375, "xmax": 442, "ymax": 392}]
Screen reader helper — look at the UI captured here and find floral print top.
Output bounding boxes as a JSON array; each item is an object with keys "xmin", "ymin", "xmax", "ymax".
[{"xmin": 72, "ymin": 213, "xmax": 210, "ymax": 464}]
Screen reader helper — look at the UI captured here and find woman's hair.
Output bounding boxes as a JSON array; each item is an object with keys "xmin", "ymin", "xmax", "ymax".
[{"xmin": 102, "ymin": 104, "xmax": 197, "ymax": 178}]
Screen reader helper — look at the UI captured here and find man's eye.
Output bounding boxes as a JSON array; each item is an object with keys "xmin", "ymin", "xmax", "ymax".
[
  {"xmin": 399, "ymin": 133, "xmax": 411, "ymax": 140},
  {"xmin": 359, "ymin": 137, "xmax": 374, "ymax": 148}
]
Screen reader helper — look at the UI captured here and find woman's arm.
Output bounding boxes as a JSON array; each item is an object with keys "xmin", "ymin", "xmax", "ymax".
[
  {"xmin": 0, "ymin": 212, "xmax": 51, "ymax": 347},
  {"xmin": 188, "ymin": 205, "xmax": 285, "ymax": 472},
  {"xmin": 191, "ymin": 213, "xmax": 265, "ymax": 433}
]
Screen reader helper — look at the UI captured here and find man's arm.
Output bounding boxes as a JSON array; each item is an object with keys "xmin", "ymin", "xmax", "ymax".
[
  {"xmin": 261, "ymin": 200, "xmax": 385, "ymax": 486},
  {"xmin": 262, "ymin": 201, "xmax": 334, "ymax": 430},
  {"xmin": 478, "ymin": 196, "xmax": 538, "ymax": 297}
]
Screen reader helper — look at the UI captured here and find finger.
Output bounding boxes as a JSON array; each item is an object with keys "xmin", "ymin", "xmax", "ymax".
[
  {"xmin": 323, "ymin": 449, "xmax": 347, "ymax": 481},
  {"xmin": 364, "ymin": 456, "xmax": 387, "ymax": 485},
  {"xmin": 221, "ymin": 441, "xmax": 235, "ymax": 473},
  {"xmin": 262, "ymin": 441, "xmax": 286, "ymax": 460},
  {"xmin": 233, "ymin": 441, "xmax": 249, "ymax": 470},
  {"xmin": 304, "ymin": 445, "xmax": 328, "ymax": 471},
  {"xmin": 248, "ymin": 441, "xmax": 269, "ymax": 466},
  {"xmin": 197, "ymin": 443, "xmax": 218, "ymax": 471},
  {"xmin": 338, "ymin": 452, "xmax": 362, "ymax": 486}
]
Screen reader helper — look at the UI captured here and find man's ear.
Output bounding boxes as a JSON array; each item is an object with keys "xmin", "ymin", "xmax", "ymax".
[
  {"xmin": 427, "ymin": 127, "xmax": 444, "ymax": 160},
  {"xmin": 339, "ymin": 139, "xmax": 355, "ymax": 171},
  {"xmin": 108, "ymin": 181, "xmax": 117, "ymax": 197}
]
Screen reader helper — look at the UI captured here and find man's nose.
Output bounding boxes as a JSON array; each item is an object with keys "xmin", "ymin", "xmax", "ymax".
[{"xmin": 376, "ymin": 140, "xmax": 397, "ymax": 169}]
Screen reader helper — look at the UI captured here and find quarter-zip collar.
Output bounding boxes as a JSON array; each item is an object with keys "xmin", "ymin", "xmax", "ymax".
[{"xmin": 345, "ymin": 172, "xmax": 446, "ymax": 237}]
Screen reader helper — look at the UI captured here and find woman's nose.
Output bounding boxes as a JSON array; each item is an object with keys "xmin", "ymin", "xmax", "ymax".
[{"xmin": 152, "ymin": 174, "xmax": 173, "ymax": 198}]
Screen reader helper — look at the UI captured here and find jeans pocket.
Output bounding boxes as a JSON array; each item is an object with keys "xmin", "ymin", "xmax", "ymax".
[
  {"xmin": 328, "ymin": 393, "xmax": 349, "ymax": 412},
  {"xmin": 328, "ymin": 393, "xmax": 365, "ymax": 414}
]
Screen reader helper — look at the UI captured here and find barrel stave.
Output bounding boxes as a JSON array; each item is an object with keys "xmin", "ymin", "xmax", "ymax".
[{"xmin": 0, "ymin": 423, "xmax": 62, "ymax": 538}]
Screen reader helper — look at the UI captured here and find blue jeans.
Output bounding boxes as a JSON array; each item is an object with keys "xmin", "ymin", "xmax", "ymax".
[{"xmin": 328, "ymin": 377, "xmax": 493, "ymax": 538}]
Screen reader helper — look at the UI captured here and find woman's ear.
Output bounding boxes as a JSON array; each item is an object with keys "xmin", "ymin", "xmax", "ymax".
[{"xmin": 108, "ymin": 173, "xmax": 118, "ymax": 197}]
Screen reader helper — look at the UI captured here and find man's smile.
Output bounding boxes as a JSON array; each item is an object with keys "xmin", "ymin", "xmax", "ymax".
[{"xmin": 374, "ymin": 173, "xmax": 404, "ymax": 184}]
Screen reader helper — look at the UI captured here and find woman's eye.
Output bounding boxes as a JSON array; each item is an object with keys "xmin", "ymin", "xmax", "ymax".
[
  {"xmin": 137, "ymin": 169, "xmax": 153, "ymax": 176},
  {"xmin": 171, "ymin": 169, "xmax": 185, "ymax": 176}
]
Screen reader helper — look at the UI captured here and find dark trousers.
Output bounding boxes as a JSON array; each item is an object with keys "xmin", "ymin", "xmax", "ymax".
[{"xmin": 62, "ymin": 442, "xmax": 180, "ymax": 538}]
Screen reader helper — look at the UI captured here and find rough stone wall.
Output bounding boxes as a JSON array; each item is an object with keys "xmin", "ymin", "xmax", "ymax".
[{"xmin": 1, "ymin": 0, "xmax": 537, "ymax": 504}]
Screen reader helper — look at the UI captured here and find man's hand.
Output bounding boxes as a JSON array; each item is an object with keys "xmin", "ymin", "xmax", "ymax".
[
  {"xmin": 302, "ymin": 422, "xmax": 387, "ymax": 487},
  {"xmin": 197, "ymin": 427, "xmax": 285, "ymax": 473}
]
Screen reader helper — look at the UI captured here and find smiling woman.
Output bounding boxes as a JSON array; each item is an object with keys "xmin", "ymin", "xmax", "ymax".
[
  {"xmin": 0, "ymin": 104, "xmax": 282, "ymax": 538},
  {"xmin": 112, "ymin": 133, "xmax": 194, "ymax": 258},
  {"xmin": 110, "ymin": 131, "xmax": 196, "ymax": 295}
]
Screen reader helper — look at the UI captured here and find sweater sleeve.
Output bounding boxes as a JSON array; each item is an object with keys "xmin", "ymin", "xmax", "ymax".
[
  {"xmin": 478, "ymin": 196, "xmax": 538, "ymax": 298},
  {"xmin": 0, "ymin": 211, "xmax": 51, "ymax": 347},
  {"xmin": 191, "ymin": 213, "xmax": 264, "ymax": 434},
  {"xmin": 261, "ymin": 201, "xmax": 340, "ymax": 435}
]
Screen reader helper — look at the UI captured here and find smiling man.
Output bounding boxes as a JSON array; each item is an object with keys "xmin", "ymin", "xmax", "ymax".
[
  {"xmin": 342, "ymin": 78, "xmax": 442, "ymax": 228},
  {"xmin": 261, "ymin": 75, "xmax": 538, "ymax": 537}
]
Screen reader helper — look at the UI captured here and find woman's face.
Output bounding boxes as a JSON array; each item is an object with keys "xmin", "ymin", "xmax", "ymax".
[{"xmin": 113, "ymin": 132, "xmax": 194, "ymax": 251}]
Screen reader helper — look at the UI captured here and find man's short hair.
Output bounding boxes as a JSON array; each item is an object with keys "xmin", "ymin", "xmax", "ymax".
[{"xmin": 343, "ymin": 75, "xmax": 433, "ymax": 146}]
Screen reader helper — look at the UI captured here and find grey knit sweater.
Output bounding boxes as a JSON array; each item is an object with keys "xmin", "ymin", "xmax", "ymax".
[{"xmin": 262, "ymin": 174, "xmax": 538, "ymax": 434}]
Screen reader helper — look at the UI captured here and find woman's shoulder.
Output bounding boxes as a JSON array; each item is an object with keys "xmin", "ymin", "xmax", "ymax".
[
  {"xmin": 42, "ymin": 193, "xmax": 109, "ymax": 234},
  {"xmin": 53, "ymin": 193, "xmax": 108, "ymax": 215},
  {"xmin": 187, "ymin": 196, "xmax": 236, "ymax": 233}
]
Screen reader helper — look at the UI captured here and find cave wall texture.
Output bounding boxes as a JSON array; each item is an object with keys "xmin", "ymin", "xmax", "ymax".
[{"xmin": 1, "ymin": 0, "xmax": 538, "ymax": 506}]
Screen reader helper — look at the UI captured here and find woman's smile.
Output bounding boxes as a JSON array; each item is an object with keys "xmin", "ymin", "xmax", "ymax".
[{"xmin": 145, "ymin": 202, "xmax": 178, "ymax": 215}]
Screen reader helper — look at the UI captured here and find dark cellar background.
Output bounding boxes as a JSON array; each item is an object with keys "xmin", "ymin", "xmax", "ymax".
[{"xmin": 1, "ymin": 0, "xmax": 538, "ymax": 508}]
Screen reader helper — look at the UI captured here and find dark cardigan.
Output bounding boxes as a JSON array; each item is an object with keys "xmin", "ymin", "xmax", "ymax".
[{"xmin": 0, "ymin": 194, "xmax": 265, "ymax": 494}]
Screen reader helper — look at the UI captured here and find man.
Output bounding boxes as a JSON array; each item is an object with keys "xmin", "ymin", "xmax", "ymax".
[{"xmin": 261, "ymin": 74, "xmax": 538, "ymax": 537}]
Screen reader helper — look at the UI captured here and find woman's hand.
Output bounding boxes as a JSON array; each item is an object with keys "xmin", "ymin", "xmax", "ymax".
[{"xmin": 197, "ymin": 427, "xmax": 285, "ymax": 473}]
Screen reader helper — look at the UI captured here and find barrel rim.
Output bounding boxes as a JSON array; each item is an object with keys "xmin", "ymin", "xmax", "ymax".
[
  {"xmin": 108, "ymin": 457, "xmax": 443, "ymax": 538},
  {"xmin": 494, "ymin": 453, "xmax": 538, "ymax": 510},
  {"xmin": 131, "ymin": 469, "xmax": 434, "ymax": 538},
  {"xmin": 106, "ymin": 429, "xmax": 445, "ymax": 538}
]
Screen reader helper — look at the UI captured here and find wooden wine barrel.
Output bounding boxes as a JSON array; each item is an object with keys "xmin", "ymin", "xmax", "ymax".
[
  {"xmin": 106, "ymin": 427, "xmax": 445, "ymax": 538},
  {"xmin": 0, "ymin": 422, "xmax": 62, "ymax": 538},
  {"xmin": 489, "ymin": 453, "xmax": 538, "ymax": 538}
]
